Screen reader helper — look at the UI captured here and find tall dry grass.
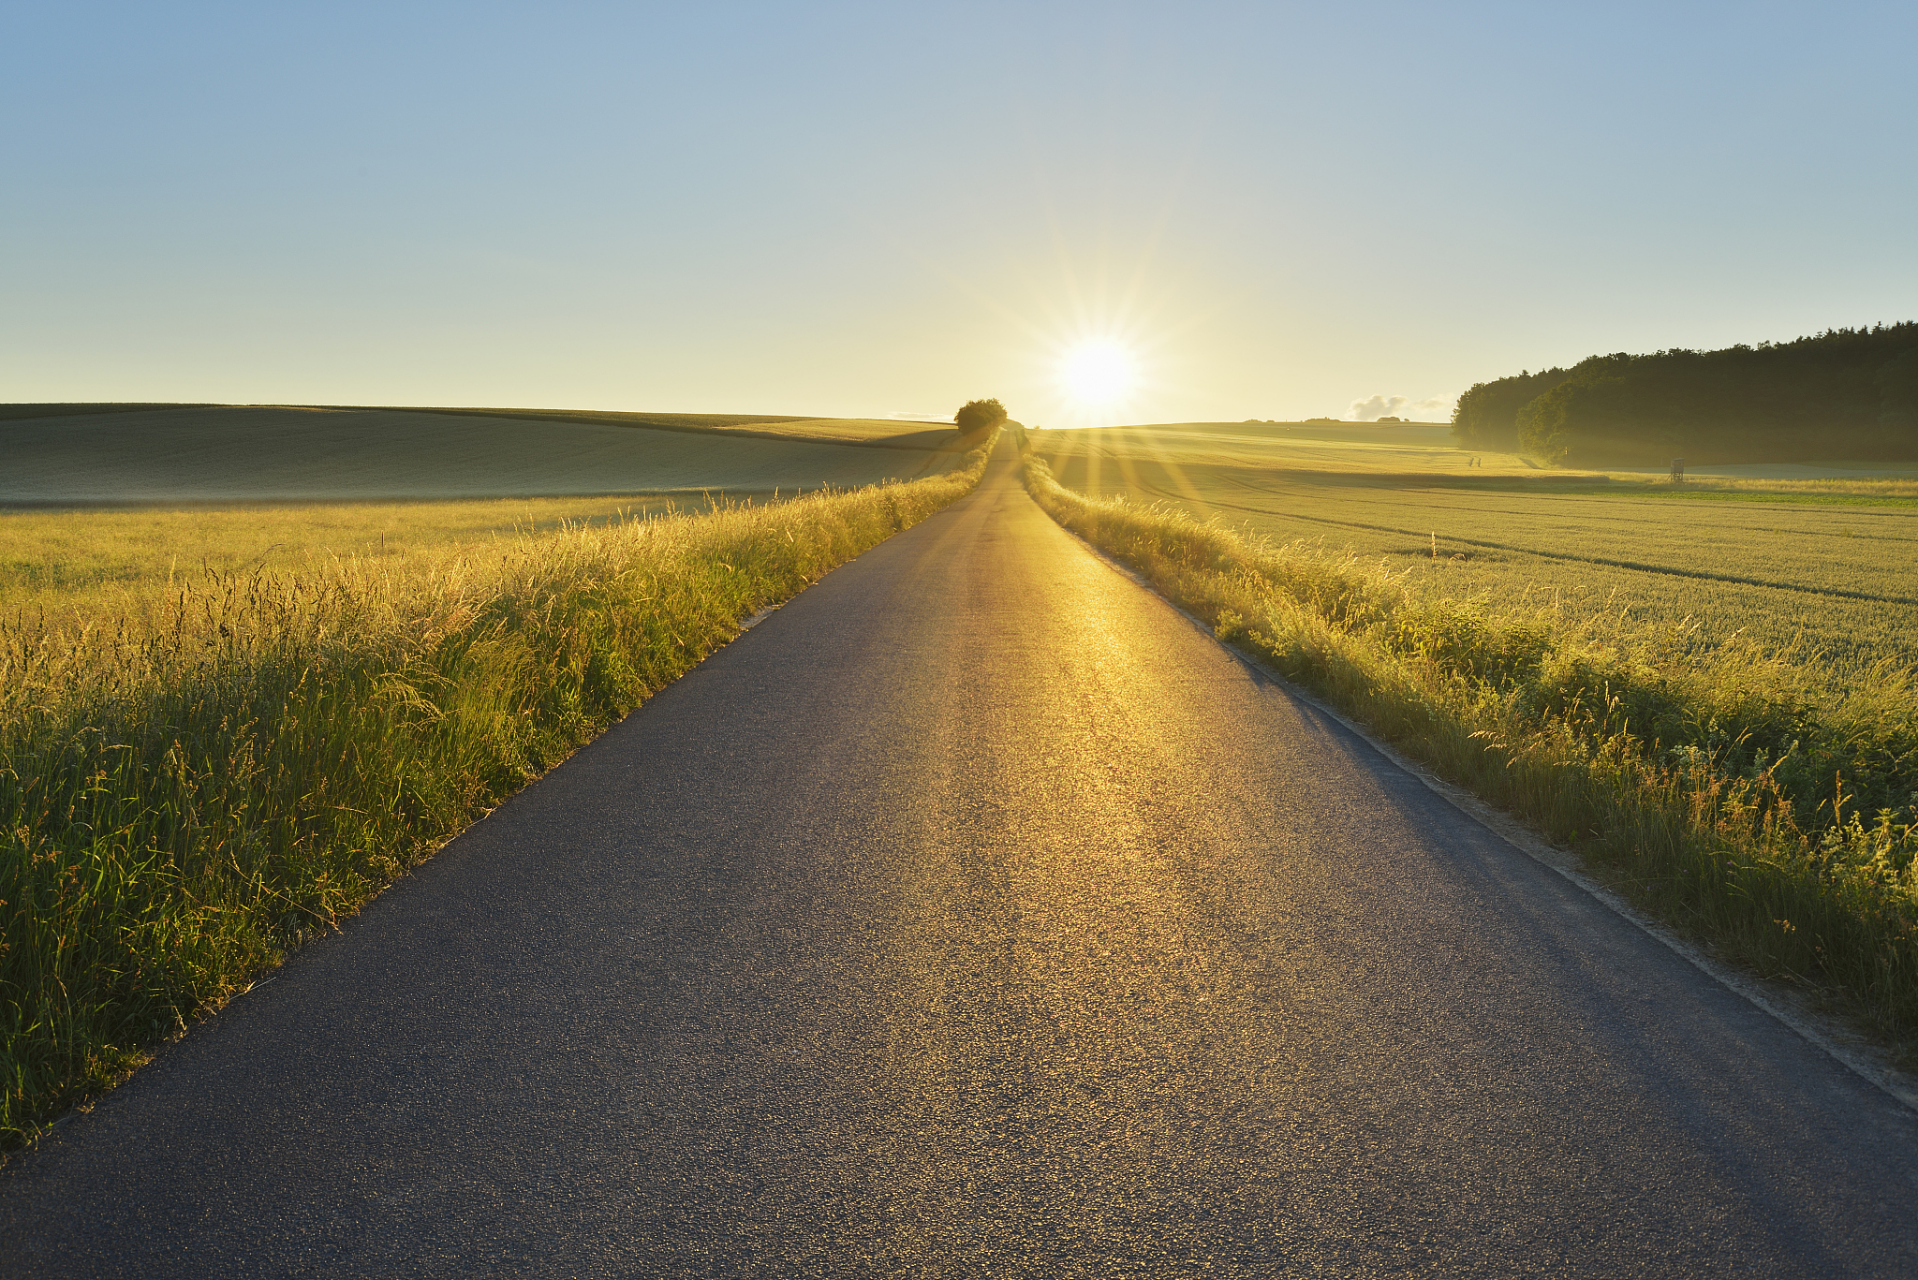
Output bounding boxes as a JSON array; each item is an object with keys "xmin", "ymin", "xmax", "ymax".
[
  {"xmin": 0, "ymin": 444, "xmax": 988, "ymax": 1146},
  {"xmin": 1023, "ymin": 454, "xmax": 1918, "ymax": 1051}
]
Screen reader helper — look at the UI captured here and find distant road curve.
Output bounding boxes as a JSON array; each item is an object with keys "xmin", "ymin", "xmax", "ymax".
[{"xmin": 4, "ymin": 444, "xmax": 1915, "ymax": 1277}]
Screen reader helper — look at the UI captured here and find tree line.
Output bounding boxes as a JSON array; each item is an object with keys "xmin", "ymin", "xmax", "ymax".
[{"xmin": 1452, "ymin": 322, "xmax": 1918, "ymax": 465}]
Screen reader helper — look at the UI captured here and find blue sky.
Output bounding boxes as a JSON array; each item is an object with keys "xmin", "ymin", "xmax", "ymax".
[{"xmin": 4, "ymin": 1, "xmax": 1914, "ymax": 426}]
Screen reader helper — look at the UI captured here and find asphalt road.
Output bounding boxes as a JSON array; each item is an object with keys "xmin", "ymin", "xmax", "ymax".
[{"xmin": 5, "ymin": 449, "xmax": 1917, "ymax": 1276}]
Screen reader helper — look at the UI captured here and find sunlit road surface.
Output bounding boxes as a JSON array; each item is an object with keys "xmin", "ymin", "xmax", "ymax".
[{"xmin": 6, "ymin": 447, "xmax": 1917, "ymax": 1277}]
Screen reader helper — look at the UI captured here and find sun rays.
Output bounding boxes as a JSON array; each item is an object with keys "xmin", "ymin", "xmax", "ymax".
[{"xmin": 1058, "ymin": 339, "xmax": 1140, "ymax": 410}]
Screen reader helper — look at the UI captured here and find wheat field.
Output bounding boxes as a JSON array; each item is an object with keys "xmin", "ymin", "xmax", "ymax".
[
  {"xmin": 0, "ymin": 495, "xmax": 710, "ymax": 622},
  {"xmin": 1031, "ymin": 423, "xmax": 1918, "ymax": 671}
]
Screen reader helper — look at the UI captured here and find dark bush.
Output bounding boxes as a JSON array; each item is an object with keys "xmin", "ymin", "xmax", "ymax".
[{"xmin": 955, "ymin": 398, "xmax": 1008, "ymax": 435}]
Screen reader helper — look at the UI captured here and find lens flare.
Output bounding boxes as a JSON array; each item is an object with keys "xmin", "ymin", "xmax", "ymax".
[{"xmin": 1058, "ymin": 339, "xmax": 1139, "ymax": 408}]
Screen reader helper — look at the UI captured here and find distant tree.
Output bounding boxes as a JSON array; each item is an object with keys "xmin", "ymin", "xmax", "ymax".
[
  {"xmin": 954, "ymin": 398, "xmax": 1008, "ymax": 435},
  {"xmin": 1454, "ymin": 321, "xmax": 1918, "ymax": 465},
  {"xmin": 1452, "ymin": 366, "xmax": 1574, "ymax": 451}
]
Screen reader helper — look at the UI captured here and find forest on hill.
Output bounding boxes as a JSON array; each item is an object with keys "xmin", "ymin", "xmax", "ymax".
[{"xmin": 1451, "ymin": 323, "xmax": 1918, "ymax": 466}]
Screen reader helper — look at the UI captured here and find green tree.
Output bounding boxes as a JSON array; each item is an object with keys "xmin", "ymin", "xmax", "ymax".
[
  {"xmin": 1458, "ymin": 322, "xmax": 1918, "ymax": 465},
  {"xmin": 954, "ymin": 398, "xmax": 1008, "ymax": 435}
]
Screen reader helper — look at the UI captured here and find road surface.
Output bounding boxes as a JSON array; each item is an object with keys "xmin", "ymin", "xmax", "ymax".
[{"xmin": 5, "ymin": 447, "xmax": 1916, "ymax": 1276}]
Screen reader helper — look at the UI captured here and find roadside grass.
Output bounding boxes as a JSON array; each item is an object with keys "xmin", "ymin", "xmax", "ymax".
[
  {"xmin": 1021, "ymin": 452, "xmax": 1918, "ymax": 1056},
  {"xmin": 0, "ymin": 442, "xmax": 989, "ymax": 1148}
]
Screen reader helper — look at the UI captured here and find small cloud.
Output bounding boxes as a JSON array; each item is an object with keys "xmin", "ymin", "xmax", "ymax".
[{"xmin": 1345, "ymin": 394, "xmax": 1454, "ymax": 422}]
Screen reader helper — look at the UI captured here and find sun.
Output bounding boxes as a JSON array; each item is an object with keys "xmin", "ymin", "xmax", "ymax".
[{"xmin": 1058, "ymin": 339, "xmax": 1139, "ymax": 409}]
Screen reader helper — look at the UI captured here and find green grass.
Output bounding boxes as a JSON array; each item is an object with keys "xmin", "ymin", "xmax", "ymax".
[
  {"xmin": 1022, "ymin": 446, "xmax": 1918, "ymax": 1059},
  {"xmin": 1, "ymin": 405, "xmax": 959, "ymax": 505},
  {"xmin": 1031, "ymin": 424, "xmax": 1918, "ymax": 671},
  {"xmin": 0, "ymin": 441, "xmax": 991, "ymax": 1148}
]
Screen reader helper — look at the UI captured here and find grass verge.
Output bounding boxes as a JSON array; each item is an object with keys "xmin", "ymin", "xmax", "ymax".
[
  {"xmin": 1022, "ymin": 452, "xmax": 1918, "ymax": 1056},
  {"xmin": 0, "ymin": 442, "xmax": 989, "ymax": 1148}
]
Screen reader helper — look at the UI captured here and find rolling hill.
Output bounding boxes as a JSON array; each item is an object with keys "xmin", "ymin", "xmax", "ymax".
[{"xmin": 0, "ymin": 405, "xmax": 964, "ymax": 504}]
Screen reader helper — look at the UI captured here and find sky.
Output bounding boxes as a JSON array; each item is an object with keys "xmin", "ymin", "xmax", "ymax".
[{"xmin": 4, "ymin": 1, "xmax": 1915, "ymax": 427}]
